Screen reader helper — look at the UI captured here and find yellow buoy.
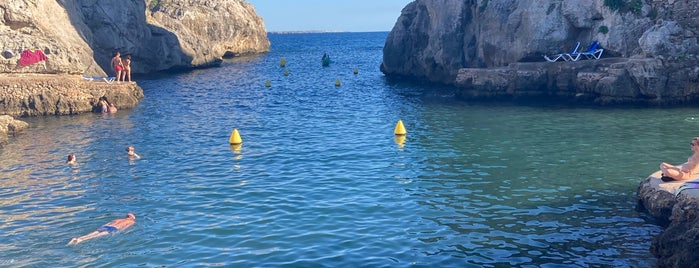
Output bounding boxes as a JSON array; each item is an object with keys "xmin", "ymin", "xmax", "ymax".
[
  {"xmin": 265, "ymin": 80, "xmax": 271, "ymax": 87},
  {"xmin": 335, "ymin": 78, "xmax": 341, "ymax": 87},
  {"xmin": 353, "ymin": 67, "xmax": 359, "ymax": 74},
  {"xmin": 229, "ymin": 128, "xmax": 242, "ymax": 145},
  {"xmin": 284, "ymin": 69, "xmax": 289, "ymax": 76},
  {"xmin": 394, "ymin": 120, "xmax": 407, "ymax": 135},
  {"xmin": 280, "ymin": 58, "xmax": 286, "ymax": 67}
]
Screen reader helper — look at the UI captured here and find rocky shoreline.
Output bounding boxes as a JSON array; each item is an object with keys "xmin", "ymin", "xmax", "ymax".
[
  {"xmin": 0, "ymin": 74, "xmax": 144, "ymax": 145},
  {"xmin": 455, "ymin": 58, "xmax": 699, "ymax": 106},
  {"xmin": 636, "ymin": 171, "xmax": 699, "ymax": 267}
]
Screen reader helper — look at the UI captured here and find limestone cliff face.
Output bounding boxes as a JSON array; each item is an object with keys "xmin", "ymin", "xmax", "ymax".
[
  {"xmin": 147, "ymin": 0, "xmax": 271, "ymax": 64},
  {"xmin": 0, "ymin": 0, "xmax": 104, "ymax": 75},
  {"xmin": 75, "ymin": 0, "xmax": 270, "ymax": 74},
  {"xmin": 0, "ymin": 0, "xmax": 269, "ymax": 76},
  {"xmin": 382, "ymin": 0, "xmax": 699, "ymax": 105}
]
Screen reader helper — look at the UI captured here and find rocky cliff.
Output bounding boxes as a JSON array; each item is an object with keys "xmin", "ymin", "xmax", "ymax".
[
  {"xmin": 0, "ymin": 74, "xmax": 143, "ymax": 116},
  {"xmin": 0, "ymin": 0, "xmax": 270, "ymax": 76},
  {"xmin": 382, "ymin": 0, "xmax": 699, "ymax": 105},
  {"xmin": 637, "ymin": 172, "xmax": 699, "ymax": 267}
]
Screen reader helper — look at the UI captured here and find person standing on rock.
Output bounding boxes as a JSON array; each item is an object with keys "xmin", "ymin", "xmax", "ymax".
[
  {"xmin": 111, "ymin": 52, "xmax": 123, "ymax": 82},
  {"xmin": 660, "ymin": 137, "xmax": 699, "ymax": 181},
  {"xmin": 121, "ymin": 55, "xmax": 132, "ymax": 82}
]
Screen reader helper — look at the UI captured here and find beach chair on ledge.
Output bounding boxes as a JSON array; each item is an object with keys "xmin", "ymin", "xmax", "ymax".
[
  {"xmin": 566, "ymin": 41, "xmax": 604, "ymax": 61},
  {"xmin": 544, "ymin": 42, "xmax": 580, "ymax": 62},
  {"xmin": 82, "ymin": 75, "xmax": 116, "ymax": 84}
]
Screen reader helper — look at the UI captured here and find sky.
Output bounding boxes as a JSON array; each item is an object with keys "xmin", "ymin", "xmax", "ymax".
[{"xmin": 246, "ymin": 0, "xmax": 414, "ymax": 32}]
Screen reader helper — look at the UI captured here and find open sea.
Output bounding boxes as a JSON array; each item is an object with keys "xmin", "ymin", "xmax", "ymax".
[{"xmin": 3, "ymin": 31, "xmax": 699, "ymax": 267}]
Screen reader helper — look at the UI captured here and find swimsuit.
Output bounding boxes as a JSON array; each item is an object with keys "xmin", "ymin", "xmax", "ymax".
[
  {"xmin": 97, "ymin": 225, "xmax": 118, "ymax": 233},
  {"xmin": 115, "ymin": 65, "xmax": 123, "ymax": 72}
]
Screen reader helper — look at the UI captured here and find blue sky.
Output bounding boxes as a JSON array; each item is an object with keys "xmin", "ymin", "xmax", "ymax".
[{"xmin": 246, "ymin": 0, "xmax": 414, "ymax": 32}]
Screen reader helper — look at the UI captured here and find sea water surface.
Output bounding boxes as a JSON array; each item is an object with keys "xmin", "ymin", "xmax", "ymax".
[{"xmin": 1, "ymin": 32, "xmax": 698, "ymax": 267}]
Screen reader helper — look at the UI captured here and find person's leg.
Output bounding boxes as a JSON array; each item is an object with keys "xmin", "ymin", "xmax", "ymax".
[
  {"xmin": 660, "ymin": 163, "xmax": 685, "ymax": 180},
  {"xmin": 68, "ymin": 230, "xmax": 108, "ymax": 245}
]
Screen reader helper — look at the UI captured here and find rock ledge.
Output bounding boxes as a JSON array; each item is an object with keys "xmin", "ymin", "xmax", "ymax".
[{"xmin": 636, "ymin": 171, "xmax": 699, "ymax": 267}]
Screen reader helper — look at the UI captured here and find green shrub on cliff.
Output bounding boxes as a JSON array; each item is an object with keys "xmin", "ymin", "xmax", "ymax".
[
  {"xmin": 148, "ymin": 0, "xmax": 160, "ymax": 12},
  {"xmin": 598, "ymin": 25, "xmax": 609, "ymax": 34}
]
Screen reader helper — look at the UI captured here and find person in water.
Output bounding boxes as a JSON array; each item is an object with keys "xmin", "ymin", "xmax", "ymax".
[
  {"xmin": 126, "ymin": 146, "xmax": 140, "ymax": 159},
  {"xmin": 660, "ymin": 137, "xmax": 699, "ymax": 181},
  {"xmin": 68, "ymin": 213, "xmax": 136, "ymax": 245},
  {"xmin": 66, "ymin": 154, "xmax": 76, "ymax": 165},
  {"xmin": 98, "ymin": 96, "xmax": 109, "ymax": 113},
  {"xmin": 108, "ymin": 103, "xmax": 117, "ymax": 113}
]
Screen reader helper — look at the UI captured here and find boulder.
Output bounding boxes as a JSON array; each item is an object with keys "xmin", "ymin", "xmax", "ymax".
[
  {"xmin": 0, "ymin": 115, "xmax": 29, "ymax": 146},
  {"xmin": 636, "ymin": 171, "xmax": 699, "ymax": 267}
]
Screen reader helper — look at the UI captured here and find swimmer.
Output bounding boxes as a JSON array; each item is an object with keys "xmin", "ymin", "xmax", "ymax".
[
  {"xmin": 66, "ymin": 154, "xmax": 76, "ymax": 165},
  {"xmin": 68, "ymin": 213, "xmax": 136, "ymax": 245},
  {"xmin": 126, "ymin": 146, "xmax": 140, "ymax": 159},
  {"xmin": 108, "ymin": 103, "xmax": 117, "ymax": 113}
]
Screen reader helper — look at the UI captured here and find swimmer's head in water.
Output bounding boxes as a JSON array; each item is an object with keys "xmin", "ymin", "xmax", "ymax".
[{"xmin": 127, "ymin": 213, "xmax": 136, "ymax": 220}]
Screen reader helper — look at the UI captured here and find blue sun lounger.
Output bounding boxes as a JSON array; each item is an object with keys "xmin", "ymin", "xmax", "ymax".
[
  {"xmin": 544, "ymin": 42, "xmax": 580, "ymax": 62},
  {"xmin": 566, "ymin": 41, "xmax": 604, "ymax": 61}
]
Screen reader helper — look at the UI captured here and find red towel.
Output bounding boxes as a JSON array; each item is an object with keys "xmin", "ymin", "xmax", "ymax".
[{"xmin": 19, "ymin": 49, "xmax": 48, "ymax": 67}]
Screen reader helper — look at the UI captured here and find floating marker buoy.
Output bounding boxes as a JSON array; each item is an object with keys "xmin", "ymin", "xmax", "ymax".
[
  {"xmin": 229, "ymin": 128, "xmax": 242, "ymax": 145},
  {"xmin": 335, "ymin": 78, "xmax": 341, "ymax": 87},
  {"xmin": 353, "ymin": 67, "xmax": 358, "ymax": 74},
  {"xmin": 280, "ymin": 58, "xmax": 286, "ymax": 67},
  {"xmin": 394, "ymin": 120, "xmax": 406, "ymax": 135},
  {"xmin": 265, "ymin": 80, "xmax": 271, "ymax": 87},
  {"xmin": 284, "ymin": 69, "xmax": 289, "ymax": 76}
]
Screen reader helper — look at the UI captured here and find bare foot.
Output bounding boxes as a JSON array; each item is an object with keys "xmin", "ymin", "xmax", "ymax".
[{"xmin": 68, "ymin": 237, "xmax": 80, "ymax": 245}]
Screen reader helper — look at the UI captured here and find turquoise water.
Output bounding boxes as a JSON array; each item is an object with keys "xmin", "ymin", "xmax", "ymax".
[{"xmin": 2, "ymin": 32, "xmax": 698, "ymax": 267}]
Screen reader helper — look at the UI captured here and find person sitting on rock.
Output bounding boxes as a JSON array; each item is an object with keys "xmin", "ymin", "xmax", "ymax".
[
  {"xmin": 68, "ymin": 213, "xmax": 136, "ymax": 245},
  {"xmin": 660, "ymin": 137, "xmax": 699, "ymax": 181}
]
